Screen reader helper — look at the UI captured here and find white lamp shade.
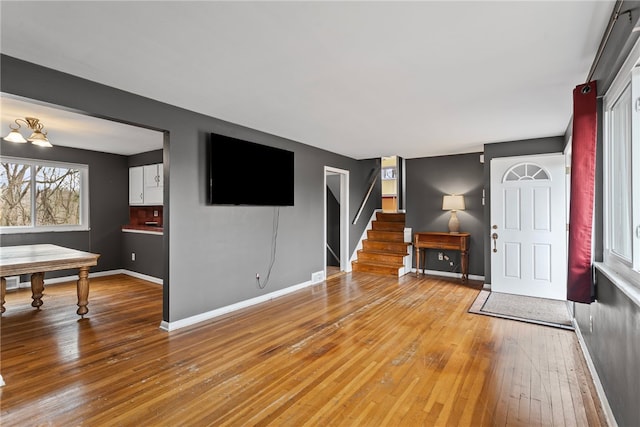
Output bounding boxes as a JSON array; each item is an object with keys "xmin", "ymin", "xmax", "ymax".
[
  {"xmin": 3, "ymin": 129, "xmax": 27, "ymax": 143},
  {"xmin": 442, "ymin": 195, "xmax": 465, "ymax": 211}
]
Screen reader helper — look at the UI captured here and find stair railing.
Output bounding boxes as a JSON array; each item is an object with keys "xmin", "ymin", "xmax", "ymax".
[
  {"xmin": 353, "ymin": 166, "xmax": 380, "ymax": 225},
  {"xmin": 326, "ymin": 243, "xmax": 340, "ymax": 264}
]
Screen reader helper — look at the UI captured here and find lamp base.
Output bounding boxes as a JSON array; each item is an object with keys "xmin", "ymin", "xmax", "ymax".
[{"xmin": 448, "ymin": 211, "xmax": 460, "ymax": 233}]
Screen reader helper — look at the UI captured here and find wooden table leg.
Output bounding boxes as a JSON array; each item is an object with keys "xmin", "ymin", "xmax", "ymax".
[
  {"xmin": 415, "ymin": 247, "xmax": 420, "ymax": 277},
  {"xmin": 1, "ymin": 277, "xmax": 6, "ymax": 314},
  {"xmin": 76, "ymin": 266, "xmax": 90, "ymax": 317},
  {"xmin": 461, "ymin": 249, "xmax": 469, "ymax": 283},
  {"xmin": 31, "ymin": 272, "xmax": 45, "ymax": 309}
]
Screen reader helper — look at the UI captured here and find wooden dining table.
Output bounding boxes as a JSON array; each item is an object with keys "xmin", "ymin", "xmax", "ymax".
[{"xmin": 0, "ymin": 244, "xmax": 100, "ymax": 317}]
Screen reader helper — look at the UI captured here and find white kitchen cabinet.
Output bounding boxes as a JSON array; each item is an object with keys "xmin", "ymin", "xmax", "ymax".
[
  {"xmin": 143, "ymin": 164, "xmax": 163, "ymax": 205},
  {"xmin": 129, "ymin": 164, "xmax": 163, "ymax": 206},
  {"xmin": 129, "ymin": 166, "xmax": 144, "ymax": 205}
]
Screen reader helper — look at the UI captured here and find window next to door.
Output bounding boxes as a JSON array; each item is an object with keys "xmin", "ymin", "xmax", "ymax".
[{"xmin": 601, "ymin": 48, "xmax": 640, "ymax": 295}]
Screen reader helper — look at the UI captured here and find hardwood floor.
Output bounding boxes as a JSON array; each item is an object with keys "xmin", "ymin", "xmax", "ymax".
[
  {"xmin": 0, "ymin": 273, "xmax": 607, "ymax": 426},
  {"xmin": 326, "ymin": 265, "xmax": 342, "ymax": 279}
]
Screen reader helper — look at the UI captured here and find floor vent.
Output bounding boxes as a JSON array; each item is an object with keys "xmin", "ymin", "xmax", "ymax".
[
  {"xmin": 5, "ymin": 276, "xmax": 20, "ymax": 290},
  {"xmin": 311, "ymin": 271, "xmax": 325, "ymax": 283}
]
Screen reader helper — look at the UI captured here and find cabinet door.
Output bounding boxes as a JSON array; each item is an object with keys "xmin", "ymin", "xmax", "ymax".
[
  {"xmin": 143, "ymin": 164, "xmax": 163, "ymax": 205},
  {"xmin": 129, "ymin": 166, "xmax": 144, "ymax": 205}
]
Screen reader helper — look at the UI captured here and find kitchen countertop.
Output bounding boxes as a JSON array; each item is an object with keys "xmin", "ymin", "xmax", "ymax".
[{"xmin": 122, "ymin": 225, "xmax": 163, "ymax": 235}]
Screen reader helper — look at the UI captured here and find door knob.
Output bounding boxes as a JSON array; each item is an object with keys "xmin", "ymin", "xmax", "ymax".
[{"xmin": 492, "ymin": 232, "xmax": 498, "ymax": 252}]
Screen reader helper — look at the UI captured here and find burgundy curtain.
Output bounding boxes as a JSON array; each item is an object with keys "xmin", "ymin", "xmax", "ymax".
[{"xmin": 567, "ymin": 81, "xmax": 597, "ymax": 303}]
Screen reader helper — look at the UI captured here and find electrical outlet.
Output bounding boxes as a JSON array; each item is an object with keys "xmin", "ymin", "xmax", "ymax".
[
  {"xmin": 153, "ymin": 210, "xmax": 159, "ymax": 217},
  {"xmin": 438, "ymin": 252, "xmax": 443, "ymax": 261},
  {"xmin": 131, "ymin": 252, "xmax": 136, "ymax": 261}
]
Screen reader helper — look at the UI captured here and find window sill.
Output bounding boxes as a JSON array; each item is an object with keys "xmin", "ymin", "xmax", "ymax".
[
  {"xmin": 0, "ymin": 226, "xmax": 90, "ymax": 234},
  {"xmin": 594, "ymin": 262, "xmax": 640, "ymax": 307}
]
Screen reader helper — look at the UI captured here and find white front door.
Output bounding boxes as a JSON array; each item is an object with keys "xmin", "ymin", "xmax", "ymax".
[{"xmin": 490, "ymin": 154, "xmax": 567, "ymax": 300}]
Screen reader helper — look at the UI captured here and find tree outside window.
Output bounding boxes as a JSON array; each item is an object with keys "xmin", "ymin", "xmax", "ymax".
[{"xmin": 0, "ymin": 158, "xmax": 88, "ymax": 232}]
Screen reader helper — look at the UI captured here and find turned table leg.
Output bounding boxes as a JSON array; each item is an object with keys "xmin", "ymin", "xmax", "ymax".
[
  {"xmin": 1, "ymin": 277, "xmax": 6, "ymax": 314},
  {"xmin": 76, "ymin": 266, "xmax": 90, "ymax": 317},
  {"xmin": 31, "ymin": 272, "xmax": 45, "ymax": 309},
  {"xmin": 461, "ymin": 249, "xmax": 469, "ymax": 283}
]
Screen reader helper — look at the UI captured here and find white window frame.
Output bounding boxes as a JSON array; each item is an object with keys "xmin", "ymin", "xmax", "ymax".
[
  {"xmin": 602, "ymin": 39, "xmax": 640, "ymax": 288},
  {"xmin": 0, "ymin": 156, "xmax": 90, "ymax": 234}
]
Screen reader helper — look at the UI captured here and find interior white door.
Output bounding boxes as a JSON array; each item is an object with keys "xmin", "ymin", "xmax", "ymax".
[{"xmin": 490, "ymin": 154, "xmax": 567, "ymax": 300}]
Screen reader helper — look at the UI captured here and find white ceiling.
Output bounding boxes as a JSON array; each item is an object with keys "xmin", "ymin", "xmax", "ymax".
[
  {"xmin": 0, "ymin": 95, "xmax": 164, "ymax": 156},
  {"xmin": 0, "ymin": 1, "xmax": 614, "ymax": 159}
]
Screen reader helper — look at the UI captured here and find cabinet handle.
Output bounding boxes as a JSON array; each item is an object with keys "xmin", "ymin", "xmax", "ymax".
[{"xmin": 140, "ymin": 193, "xmax": 143, "ymax": 201}]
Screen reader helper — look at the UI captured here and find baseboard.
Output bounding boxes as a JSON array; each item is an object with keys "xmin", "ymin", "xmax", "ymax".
[
  {"xmin": 121, "ymin": 270, "xmax": 163, "ymax": 285},
  {"xmin": 573, "ymin": 320, "xmax": 618, "ymax": 427},
  {"xmin": 9, "ymin": 269, "xmax": 162, "ymax": 288},
  {"xmin": 411, "ymin": 268, "xmax": 484, "ymax": 282},
  {"xmin": 159, "ymin": 278, "xmax": 317, "ymax": 332}
]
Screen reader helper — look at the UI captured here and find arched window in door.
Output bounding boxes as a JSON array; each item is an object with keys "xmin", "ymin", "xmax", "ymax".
[{"xmin": 502, "ymin": 163, "xmax": 550, "ymax": 182}]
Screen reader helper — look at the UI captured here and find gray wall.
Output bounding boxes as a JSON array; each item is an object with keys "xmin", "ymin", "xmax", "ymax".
[
  {"xmin": 405, "ymin": 152, "xmax": 484, "ymax": 277},
  {"xmin": 0, "ymin": 141, "xmax": 129, "ymax": 279},
  {"xmin": 1, "ymin": 55, "xmax": 377, "ymax": 323},
  {"xmin": 326, "ymin": 174, "xmax": 340, "ymax": 267},
  {"xmin": 129, "ymin": 149, "xmax": 163, "ymax": 167},
  {"xmin": 575, "ymin": 270, "xmax": 640, "ymax": 426},
  {"xmin": 482, "ymin": 137, "xmax": 566, "ymax": 283},
  {"xmin": 122, "ymin": 232, "xmax": 163, "ymax": 279}
]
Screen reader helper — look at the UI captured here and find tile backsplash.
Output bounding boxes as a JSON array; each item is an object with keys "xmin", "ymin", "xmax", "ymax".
[{"xmin": 129, "ymin": 206, "xmax": 163, "ymax": 227}]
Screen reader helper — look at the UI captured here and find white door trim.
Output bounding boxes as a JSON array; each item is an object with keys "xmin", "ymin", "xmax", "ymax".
[{"xmin": 324, "ymin": 166, "xmax": 351, "ymax": 277}]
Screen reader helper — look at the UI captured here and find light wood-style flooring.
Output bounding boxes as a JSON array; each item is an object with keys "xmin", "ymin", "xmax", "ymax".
[{"xmin": 0, "ymin": 273, "xmax": 607, "ymax": 426}]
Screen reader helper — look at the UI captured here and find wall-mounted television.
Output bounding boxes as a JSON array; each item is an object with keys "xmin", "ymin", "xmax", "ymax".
[{"xmin": 207, "ymin": 133, "xmax": 294, "ymax": 206}]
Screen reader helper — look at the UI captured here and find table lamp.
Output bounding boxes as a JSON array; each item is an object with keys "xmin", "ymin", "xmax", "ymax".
[{"xmin": 442, "ymin": 194, "xmax": 465, "ymax": 233}]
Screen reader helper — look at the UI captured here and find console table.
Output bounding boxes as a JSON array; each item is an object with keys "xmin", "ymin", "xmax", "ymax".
[
  {"xmin": 414, "ymin": 232, "xmax": 470, "ymax": 282},
  {"xmin": 0, "ymin": 244, "xmax": 100, "ymax": 317}
]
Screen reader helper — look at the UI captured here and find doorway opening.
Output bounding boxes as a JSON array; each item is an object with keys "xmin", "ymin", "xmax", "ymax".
[
  {"xmin": 0, "ymin": 92, "xmax": 168, "ymax": 321},
  {"xmin": 324, "ymin": 166, "xmax": 350, "ymax": 280},
  {"xmin": 381, "ymin": 156, "xmax": 405, "ymax": 212}
]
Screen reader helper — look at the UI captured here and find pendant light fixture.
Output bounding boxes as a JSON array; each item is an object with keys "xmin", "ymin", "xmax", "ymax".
[{"xmin": 3, "ymin": 117, "xmax": 53, "ymax": 147}]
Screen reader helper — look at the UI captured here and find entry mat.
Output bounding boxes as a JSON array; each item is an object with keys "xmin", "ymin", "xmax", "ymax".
[{"xmin": 469, "ymin": 290, "xmax": 574, "ymax": 330}]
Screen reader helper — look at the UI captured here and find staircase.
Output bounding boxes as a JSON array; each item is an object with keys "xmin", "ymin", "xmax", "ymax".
[{"xmin": 351, "ymin": 212, "xmax": 410, "ymax": 276}]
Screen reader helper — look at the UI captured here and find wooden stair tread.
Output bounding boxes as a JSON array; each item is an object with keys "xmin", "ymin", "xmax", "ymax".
[
  {"xmin": 362, "ymin": 242, "xmax": 409, "ymax": 254},
  {"xmin": 358, "ymin": 248, "xmax": 406, "ymax": 255},
  {"xmin": 352, "ymin": 211, "xmax": 408, "ymax": 277},
  {"xmin": 372, "ymin": 223, "xmax": 405, "ymax": 231},
  {"xmin": 367, "ymin": 230, "xmax": 405, "ymax": 241},
  {"xmin": 352, "ymin": 259, "xmax": 403, "ymax": 268},
  {"xmin": 376, "ymin": 213, "xmax": 405, "ymax": 221},
  {"xmin": 351, "ymin": 261, "xmax": 402, "ymax": 276},
  {"xmin": 364, "ymin": 239, "xmax": 408, "ymax": 244}
]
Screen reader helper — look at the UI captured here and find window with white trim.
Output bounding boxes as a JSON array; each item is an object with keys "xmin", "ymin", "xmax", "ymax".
[
  {"xmin": 603, "ymin": 57, "xmax": 640, "ymax": 286},
  {"xmin": 0, "ymin": 156, "xmax": 89, "ymax": 233}
]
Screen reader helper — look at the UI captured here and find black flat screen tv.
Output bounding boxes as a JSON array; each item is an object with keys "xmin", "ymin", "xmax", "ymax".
[{"xmin": 207, "ymin": 133, "xmax": 294, "ymax": 206}]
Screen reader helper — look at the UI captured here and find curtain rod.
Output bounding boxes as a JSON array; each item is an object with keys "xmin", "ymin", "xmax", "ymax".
[{"xmin": 585, "ymin": 1, "xmax": 629, "ymax": 84}]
